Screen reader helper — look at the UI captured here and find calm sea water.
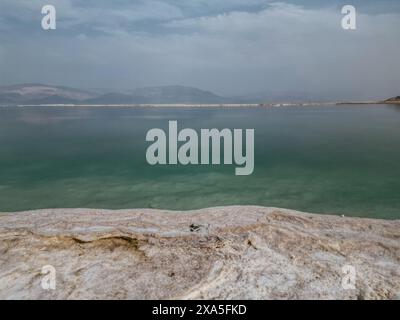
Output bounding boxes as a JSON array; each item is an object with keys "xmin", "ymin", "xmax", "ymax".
[{"xmin": 0, "ymin": 105, "xmax": 399, "ymax": 219}]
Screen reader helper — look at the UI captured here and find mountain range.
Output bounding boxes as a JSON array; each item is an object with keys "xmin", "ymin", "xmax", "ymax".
[
  {"xmin": 1, "ymin": 83, "xmax": 398, "ymax": 105},
  {"xmin": 0, "ymin": 83, "xmax": 228, "ymax": 105}
]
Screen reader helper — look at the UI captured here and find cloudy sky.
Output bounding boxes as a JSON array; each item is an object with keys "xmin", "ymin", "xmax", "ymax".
[{"xmin": 0, "ymin": 0, "xmax": 399, "ymax": 99}]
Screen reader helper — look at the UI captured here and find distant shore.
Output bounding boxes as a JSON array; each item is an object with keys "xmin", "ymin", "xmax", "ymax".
[
  {"xmin": 337, "ymin": 101, "xmax": 400, "ymax": 105},
  {"xmin": 1, "ymin": 206, "xmax": 399, "ymax": 299},
  {"xmin": 2, "ymin": 84, "xmax": 399, "ymax": 108},
  {"xmin": 4, "ymin": 100, "xmax": 398, "ymax": 108}
]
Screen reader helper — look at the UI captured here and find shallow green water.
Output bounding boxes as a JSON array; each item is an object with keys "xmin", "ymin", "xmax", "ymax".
[{"xmin": 0, "ymin": 105, "xmax": 399, "ymax": 219}]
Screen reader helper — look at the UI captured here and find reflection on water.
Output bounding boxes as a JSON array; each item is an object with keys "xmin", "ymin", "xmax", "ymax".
[
  {"xmin": 0, "ymin": 105, "xmax": 399, "ymax": 219},
  {"xmin": 386, "ymin": 104, "xmax": 400, "ymax": 112}
]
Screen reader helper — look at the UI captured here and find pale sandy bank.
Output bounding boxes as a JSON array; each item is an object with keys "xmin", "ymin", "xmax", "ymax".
[{"xmin": 0, "ymin": 206, "xmax": 399, "ymax": 300}]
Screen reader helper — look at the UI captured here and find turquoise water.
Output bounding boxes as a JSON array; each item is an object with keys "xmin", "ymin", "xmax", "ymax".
[{"xmin": 0, "ymin": 105, "xmax": 399, "ymax": 219}]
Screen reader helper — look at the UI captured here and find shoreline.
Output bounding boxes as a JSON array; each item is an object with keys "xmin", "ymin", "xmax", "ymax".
[
  {"xmin": 1, "ymin": 206, "xmax": 399, "ymax": 299},
  {"xmin": 1, "ymin": 205, "xmax": 398, "ymax": 221},
  {"xmin": 0, "ymin": 99, "xmax": 399, "ymax": 108},
  {"xmin": 5, "ymin": 101, "xmax": 399, "ymax": 108},
  {"xmin": 0, "ymin": 101, "xmax": 400, "ymax": 109}
]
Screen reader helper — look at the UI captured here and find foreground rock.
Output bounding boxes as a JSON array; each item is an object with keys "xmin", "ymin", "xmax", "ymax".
[{"xmin": 0, "ymin": 206, "xmax": 399, "ymax": 300}]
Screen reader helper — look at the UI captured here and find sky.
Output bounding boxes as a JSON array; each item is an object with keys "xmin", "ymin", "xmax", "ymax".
[{"xmin": 0, "ymin": 0, "xmax": 399, "ymax": 99}]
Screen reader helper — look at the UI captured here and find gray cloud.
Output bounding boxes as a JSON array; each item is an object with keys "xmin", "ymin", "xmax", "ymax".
[{"xmin": 0, "ymin": 1, "xmax": 399, "ymax": 99}]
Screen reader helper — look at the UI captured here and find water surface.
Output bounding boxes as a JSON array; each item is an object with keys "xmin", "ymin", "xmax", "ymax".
[{"xmin": 0, "ymin": 105, "xmax": 399, "ymax": 219}]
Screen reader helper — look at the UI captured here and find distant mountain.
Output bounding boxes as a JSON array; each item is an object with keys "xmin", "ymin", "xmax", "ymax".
[
  {"xmin": 129, "ymin": 86, "xmax": 226, "ymax": 104},
  {"xmin": 3, "ymin": 83, "xmax": 386, "ymax": 105},
  {"xmin": 22, "ymin": 95, "xmax": 80, "ymax": 105},
  {"xmin": 384, "ymin": 96, "xmax": 400, "ymax": 103},
  {"xmin": 0, "ymin": 83, "xmax": 96, "ymax": 105},
  {"xmin": 84, "ymin": 93, "xmax": 143, "ymax": 105},
  {"xmin": 0, "ymin": 84, "xmax": 228, "ymax": 105},
  {"xmin": 86, "ymin": 86, "xmax": 227, "ymax": 104}
]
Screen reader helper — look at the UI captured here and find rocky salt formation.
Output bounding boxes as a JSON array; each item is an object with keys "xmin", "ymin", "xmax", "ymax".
[{"xmin": 0, "ymin": 206, "xmax": 399, "ymax": 300}]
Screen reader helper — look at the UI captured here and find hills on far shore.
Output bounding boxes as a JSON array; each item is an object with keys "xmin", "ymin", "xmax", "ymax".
[
  {"xmin": 385, "ymin": 96, "xmax": 400, "ymax": 103},
  {"xmin": 0, "ymin": 83, "xmax": 399, "ymax": 105},
  {"xmin": 0, "ymin": 83, "xmax": 228, "ymax": 105}
]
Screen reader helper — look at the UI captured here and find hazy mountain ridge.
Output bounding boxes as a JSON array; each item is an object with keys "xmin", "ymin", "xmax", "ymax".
[
  {"xmin": 0, "ymin": 83, "xmax": 228, "ymax": 105},
  {"xmin": 1, "ymin": 83, "xmax": 398, "ymax": 105},
  {"xmin": 0, "ymin": 83, "xmax": 96, "ymax": 104},
  {"xmin": 385, "ymin": 96, "xmax": 400, "ymax": 102}
]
